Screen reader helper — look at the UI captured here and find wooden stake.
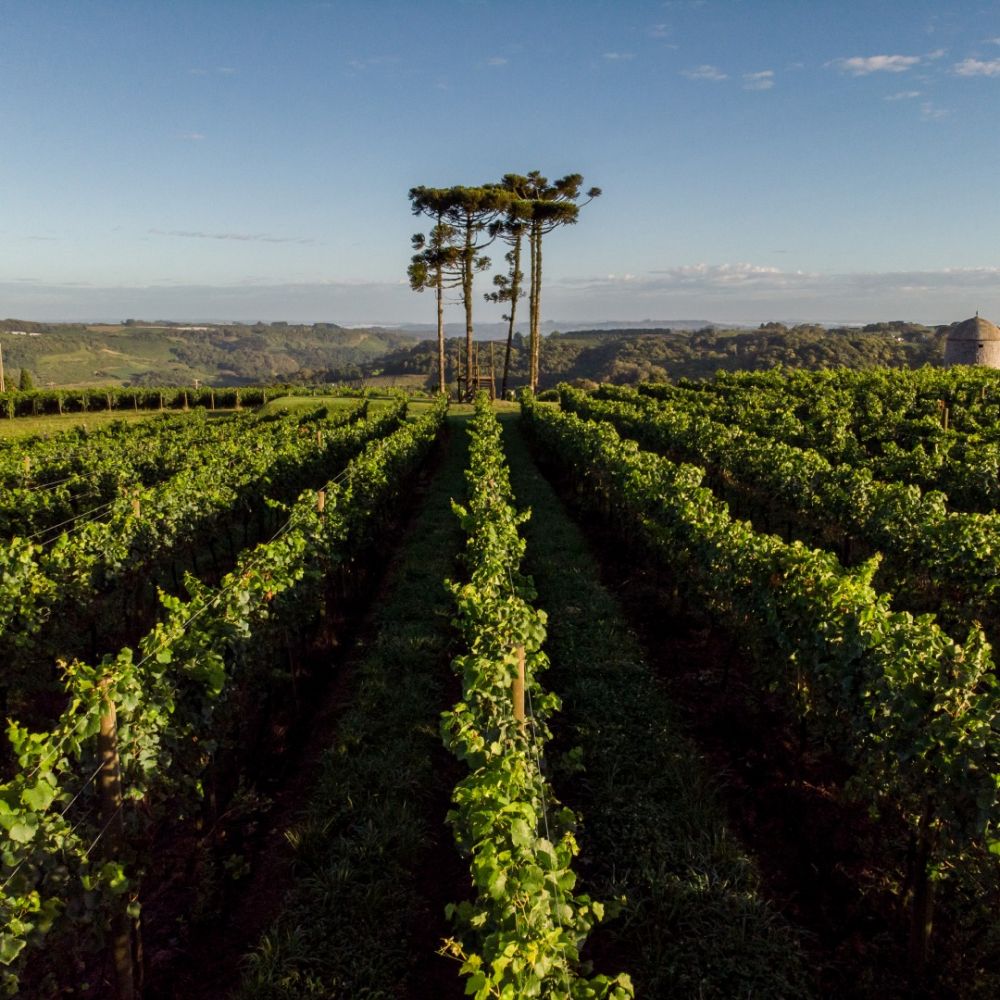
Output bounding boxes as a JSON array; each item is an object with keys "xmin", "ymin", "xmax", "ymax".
[
  {"xmin": 512, "ymin": 645, "xmax": 526, "ymax": 733},
  {"xmin": 210, "ymin": 389, "xmax": 216, "ymax": 411},
  {"xmin": 23, "ymin": 455, "xmax": 30, "ymax": 477},
  {"xmin": 943, "ymin": 406, "xmax": 949, "ymax": 432},
  {"xmin": 316, "ymin": 428, "xmax": 323, "ymax": 447},
  {"xmin": 98, "ymin": 684, "xmax": 136, "ymax": 1000},
  {"xmin": 132, "ymin": 497, "xmax": 141, "ymax": 519},
  {"xmin": 182, "ymin": 391, "xmax": 189, "ymax": 412},
  {"xmin": 0, "ymin": 340, "xmax": 5, "ymax": 394},
  {"xmin": 316, "ymin": 489, "xmax": 326, "ymax": 514}
]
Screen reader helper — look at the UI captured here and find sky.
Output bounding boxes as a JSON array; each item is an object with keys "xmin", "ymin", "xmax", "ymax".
[{"xmin": 2, "ymin": 0, "xmax": 1000, "ymax": 327}]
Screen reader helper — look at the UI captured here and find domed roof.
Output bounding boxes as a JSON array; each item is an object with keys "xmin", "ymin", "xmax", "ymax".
[{"xmin": 949, "ymin": 315, "xmax": 1000, "ymax": 342}]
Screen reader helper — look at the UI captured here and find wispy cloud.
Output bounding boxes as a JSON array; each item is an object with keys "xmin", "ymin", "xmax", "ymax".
[
  {"xmin": 189, "ymin": 67, "xmax": 237, "ymax": 76},
  {"xmin": 177, "ymin": 132, "xmax": 205, "ymax": 141},
  {"xmin": 830, "ymin": 54, "xmax": 922, "ymax": 75},
  {"xmin": 347, "ymin": 55, "xmax": 399, "ymax": 71},
  {"xmin": 743, "ymin": 70, "xmax": 774, "ymax": 91},
  {"xmin": 149, "ymin": 229, "xmax": 319, "ymax": 246},
  {"xmin": 562, "ymin": 263, "xmax": 1000, "ymax": 299},
  {"xmin": 920, "ymin": 101, "xmax": 949, "ymax": 120},
  {"xmin": 486, "ymin": 56, "xmax": 508, "ymax": 66},
  {"xmin": 954, "ymin": 56, "xmax": 1000, "ymax": 77},
  {"xmin": 682, "ymin": 64, "xmax": 727, "ymax": 81},
  {"xmin": 926, "ymin": 48, "xmax": 947, "ymax": 60},
  {"xmin": 648, "ymin": 23, "xmax": 670, "ymax": 39},
  {"xmin": 884, "ymin": 90, "xmax": 921, "ymax": 100},
  {"xmin": 603, "ymin": 51, "xmax": 635, "ymax": 61}
]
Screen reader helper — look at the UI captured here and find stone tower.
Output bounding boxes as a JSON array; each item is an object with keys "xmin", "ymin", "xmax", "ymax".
[{"xmin": 943, "ymin": 315, "xmax": 1000, "ymax": 367}]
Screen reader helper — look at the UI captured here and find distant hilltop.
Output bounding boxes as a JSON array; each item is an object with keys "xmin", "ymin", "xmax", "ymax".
[{"xmin": 382, "ymin": 319, "xmax": 723, "ymax": 339}]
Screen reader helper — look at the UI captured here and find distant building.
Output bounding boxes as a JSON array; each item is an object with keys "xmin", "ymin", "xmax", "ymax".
[{"xmin": 943, "ymin": 314, "xmax": 1000, "ymax": 367}]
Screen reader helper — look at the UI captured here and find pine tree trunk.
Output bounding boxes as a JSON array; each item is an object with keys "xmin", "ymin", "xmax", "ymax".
[
  {"xmin": 436, "ymin": 277, "xmax": 446, "ymax": 394},
  {"xmin": 530, "ymin": 226, "xmax": 542, "ymax": 392},
  {"xmin": 501, "ymin": 234, "xmax": 523, "ymax": 398},
  {"xmin": 464, "ymin": 219, "xmax": 474, "ymax": 400}
]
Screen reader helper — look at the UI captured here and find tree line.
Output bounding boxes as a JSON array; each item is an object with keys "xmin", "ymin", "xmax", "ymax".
[{"xmin": 407, "ymin": 171, "xmax": 600, "ymax": 398}]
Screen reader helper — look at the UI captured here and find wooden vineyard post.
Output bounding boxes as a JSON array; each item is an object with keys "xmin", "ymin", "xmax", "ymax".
[
  {"xmin": 132, "ymin": 496, "xmax": 141, "ymax": 519},
  {"xmin": 210, "ymin": 389, "xmax": 216, "ymax": 411},
  {"xmin": 106, "ymin": 391, "xmax": 113, "ymax": 412},
  {"xmin": 512, "ymin": 645, "xmax": 526, "ymax": 734},
  {"xmin": 316, "ymin": 489, "xmax": 326, "ymax": 515},
  {"xmin": 98, "ymin": 682, "xmax": 137, "ymax": 1000},
  {"xmin": 182, "ymin": 391, "xmax": 189, "ymax": 412},
  {"xmin": 316, "ymin": 428, "xmax": 323, "ymax": 447},
  {"xmin": 158, "ymin": 391, "xmax": 164, "ymax": 412},
  {"xmin": 23, "ymin": 455, "xmax": 30, "ymax": 479},
  {"xmin": 235, "ymin": 389, "xmax": 242, "ymax": 411},
  {"xmin": 943, "ymin": 406, "xmax": 949, "ymax": 432},
  {"xmin": 132, "ymin": 393, "xmax": 138, "ymax": 413}
]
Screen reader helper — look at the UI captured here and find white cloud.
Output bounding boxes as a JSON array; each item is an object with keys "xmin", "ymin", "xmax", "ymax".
[
  {"xmin": 831, "ymin": 54, "xmax": 921, "ymax": 75},
  {"xmin": 603, "ymin": 52, "xmax": 635, "ymax": 61},
  {"xmin": 682, "ymin": 64, "xmax": 727, "ymax": 81},
  {"xmin": 743, "ymin": 70, "xmax": 774, "ymax": 91},
  {"xmin": 926, "ymin": 48, "xmax": 947, "ymax": 60},
  {"xmin": 149, "ymin": 229, "xmax": 319, "ymax": 245},
  {"xmin": 920, "ymin": 101, "xmax": 949, "ymax": 120},
  {"xmin": 486, "ymin": 56, "xmax": 508, "ymax": 66},
  {"xmin": 177, "ymin": 132, "xmax": 205, "ymax": 140},
  {"xmin": 648, "ymin": 23, "xmax": 670, "ymax": 38},
  {"xmin": 560, "ymin": 263, "xmax": 1000, "ymax": 300},
  {"xmin": 884, "ymin": 90, "xmax": 921, "ymax": 100},
  {"xmin": 954, "ymin": 57, "xmax": 1000, "ymax": 76}
]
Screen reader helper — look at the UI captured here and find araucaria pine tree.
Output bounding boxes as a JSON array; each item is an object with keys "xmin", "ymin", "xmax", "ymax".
[
  {"xmin": 409, "ymin": 184, "xmax": 509, "ymax": 399},
  {"xmin": 408, "ymin": 186, "xmax": 463, "ymax": 394},
  {"xmin": 519, "ymin": 172, "xmax": 601, "ymax": 392}
]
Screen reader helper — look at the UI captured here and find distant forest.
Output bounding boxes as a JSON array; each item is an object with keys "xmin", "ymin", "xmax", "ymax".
[
  {"xmin": 353, "ymin": 321, "xmax": 948, "ymax": 390},
  {"xmin": 0, "ymin": 318, "xmax": 949, "ymax": 389}
]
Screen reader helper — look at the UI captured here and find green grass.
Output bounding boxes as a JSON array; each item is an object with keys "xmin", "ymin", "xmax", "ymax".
[
  {"xmin": 0, "ymin": 408, "xmax": 167, "ymax": 439},
  {"xmin": 237, "ymin": 417, "xmax": 470, "ymax": 1000},
  {"xmin": 257, "ymin": 395, "xmax": 373, "ymax": 416},
  {"xmin": 499, "ymin": 413, "xmax": 814, "ymax": 998}
]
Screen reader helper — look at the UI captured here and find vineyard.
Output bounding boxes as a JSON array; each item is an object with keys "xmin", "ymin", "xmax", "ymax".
[{"xmin": 2, "ymin": 372, "xmax": 1000, "ymax": 998}]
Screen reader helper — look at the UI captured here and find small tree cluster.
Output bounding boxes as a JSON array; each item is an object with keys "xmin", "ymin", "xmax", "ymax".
[{"xmin": 408, "ymin": 173, "xmax": 600, "ymax": 396}]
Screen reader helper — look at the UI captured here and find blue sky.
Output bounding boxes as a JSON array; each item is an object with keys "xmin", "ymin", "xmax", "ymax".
[{"xmin": 2, "ymin": 0, "xmax": 1000, "ymax": 326}]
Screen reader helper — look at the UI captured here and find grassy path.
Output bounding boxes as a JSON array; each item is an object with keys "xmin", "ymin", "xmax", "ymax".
[
  {"xmin": 499, "ymin": 413, "xmax": 814, "ymax": 998},
  {"xmin": 233, "ymin": 418, "xmax": 470, "ymax": 1000}
]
